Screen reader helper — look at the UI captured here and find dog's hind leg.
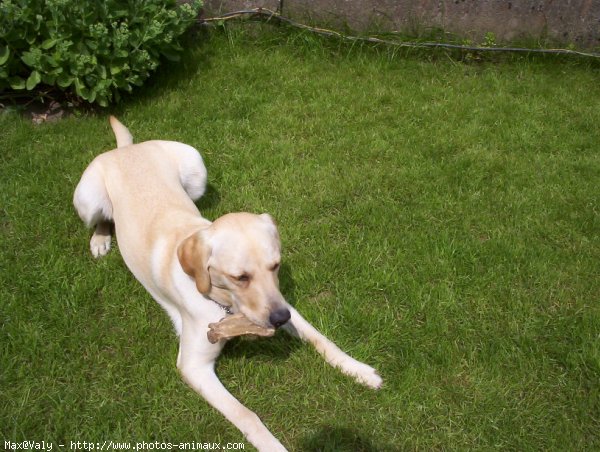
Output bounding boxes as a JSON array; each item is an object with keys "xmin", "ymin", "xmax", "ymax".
[
  {"xmin": 89, "ymin": 220, "xmax": 113, "ymax": 258},
  {"xmin": 177, "ymin": 321, "xmax": 287, "ymax": 452},
  {"xmin": 73, "ymin": 160, "xmax": 114, "ymax": 258},
  {"xmin": 283, "ymin": 306, "xmax": 383, "ymax": 390}
]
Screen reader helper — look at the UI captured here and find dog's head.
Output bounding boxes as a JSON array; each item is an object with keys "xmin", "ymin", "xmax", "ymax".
[{"xmin": 178, "ymin": 212, "xmax": 290, "ymax": 329}]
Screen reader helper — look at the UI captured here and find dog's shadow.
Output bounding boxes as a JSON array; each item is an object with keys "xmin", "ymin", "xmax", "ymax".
[
  {"xmin": 195, "ymin": 183, "xmax": 221, "ymax": 212},
  {"xmin": 301, "ymin": 426, "xmax": 395, "ymax": 452}
]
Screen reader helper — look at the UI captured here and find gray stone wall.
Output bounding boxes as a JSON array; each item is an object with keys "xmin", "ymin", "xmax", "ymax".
[{"xmin": 202, "ymin": 0, "xmax": 600, "ymax": 48}]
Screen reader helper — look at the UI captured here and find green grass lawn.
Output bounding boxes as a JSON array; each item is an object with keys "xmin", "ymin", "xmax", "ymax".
[{"xmin": 1, "ymin": 26, "xmax": 599, "ymax": 451}]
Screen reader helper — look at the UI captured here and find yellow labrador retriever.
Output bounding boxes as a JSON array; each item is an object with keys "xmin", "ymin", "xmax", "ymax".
[{"xmin": 73, "ymin": 117, "xmax": 382, "ymax": 451}]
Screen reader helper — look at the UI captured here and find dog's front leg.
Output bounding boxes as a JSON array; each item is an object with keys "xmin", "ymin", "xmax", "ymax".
[
  {"xmin": 283, "ymin": 306, "xmax": 383, "ymax": 389},
  {"xmin": 177, "ymin": 324, "xmax": 287, "ymax": 452}
]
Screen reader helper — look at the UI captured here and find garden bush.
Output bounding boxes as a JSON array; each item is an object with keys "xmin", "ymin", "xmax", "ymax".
[{"xmin": 0, "ymin": 0, "xmax": 201, "ymax": 106}]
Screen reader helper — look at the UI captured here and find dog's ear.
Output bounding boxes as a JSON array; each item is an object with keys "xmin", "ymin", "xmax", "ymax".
[{"xmin": 177, "ymin": 232, "xmax": 211, "ymax": 295}]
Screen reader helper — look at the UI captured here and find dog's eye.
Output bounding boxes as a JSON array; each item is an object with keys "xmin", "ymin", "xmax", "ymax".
[
  {"xmin": 236, "ymin": 274, "xmax": 250, "ymax": 282},
  {"xmin": 270, "ymin": 263, "xmax": 280, "ymax": 272}
]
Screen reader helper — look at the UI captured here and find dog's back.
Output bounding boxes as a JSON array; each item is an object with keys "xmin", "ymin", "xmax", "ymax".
[{"xmin": 74, "ymin": 118, "xmax": 209, "ymax": 284}]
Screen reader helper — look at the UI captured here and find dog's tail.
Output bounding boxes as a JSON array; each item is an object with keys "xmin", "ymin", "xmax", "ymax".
[{"xmin": 109, "ymin": 116, "xmax": 134, "ymax": 148}]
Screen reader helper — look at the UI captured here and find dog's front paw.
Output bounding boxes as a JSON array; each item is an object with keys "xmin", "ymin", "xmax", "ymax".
[
  {"xmin": 341, "ymin": 359, "xmax": 383, "ymax": 389},
  {"xmin": 90, "ymin": 233, "xmax": 111, "ymax": 258},
  {"xmin": 355, "ymin": 364, "xmax": 383, "ymax": 389}
]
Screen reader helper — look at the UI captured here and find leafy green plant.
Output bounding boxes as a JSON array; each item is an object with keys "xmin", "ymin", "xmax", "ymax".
[
  {"xmin": 0, "ymin": 0, "xmax": 201, "ymax": 106},
  {"xmin": 482, "ymin": 31, "xmax": 497, "ymax": 47}
]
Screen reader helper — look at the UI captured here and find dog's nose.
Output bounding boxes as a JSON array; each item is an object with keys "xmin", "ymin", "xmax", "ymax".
[{"xmin": 269, "ymin": 308, "xmax": 291, "ymax": 328}]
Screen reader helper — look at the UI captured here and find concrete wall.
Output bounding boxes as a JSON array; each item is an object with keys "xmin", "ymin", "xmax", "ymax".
[{"xmin": 203, "ymin": 0, "xmax": 600, "ymax": 48}]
